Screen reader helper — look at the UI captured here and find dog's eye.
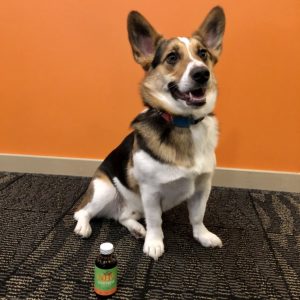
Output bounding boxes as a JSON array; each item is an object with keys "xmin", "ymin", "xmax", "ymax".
[
  {"xmin": 166, "ymin": 52, "xmax": 179, "ymax": 65},
  {"xmin": 197, "ymin": 49, "xmax": 208, "ymax": 60}
]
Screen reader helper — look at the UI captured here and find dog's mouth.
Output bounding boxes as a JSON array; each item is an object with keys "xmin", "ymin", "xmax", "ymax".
[{"xmin": 168, "ymin": 82, "xmax": 206, "ymax": 107}]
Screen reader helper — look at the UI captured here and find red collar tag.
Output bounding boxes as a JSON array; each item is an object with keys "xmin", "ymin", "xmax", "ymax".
[{"xmin": 161, "ymin": 112, "xmax": 173, "ymax": 123}]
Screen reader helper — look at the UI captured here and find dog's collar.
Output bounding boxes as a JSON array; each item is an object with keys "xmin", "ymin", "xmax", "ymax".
[{"xmin": 159, "ymin": 111, "xmax": 207, "ymax": 128}]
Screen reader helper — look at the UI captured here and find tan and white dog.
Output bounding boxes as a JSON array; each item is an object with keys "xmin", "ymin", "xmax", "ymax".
[{"xmin": 74, "ymin": 7, "xmax": 226, "ymax": 260}]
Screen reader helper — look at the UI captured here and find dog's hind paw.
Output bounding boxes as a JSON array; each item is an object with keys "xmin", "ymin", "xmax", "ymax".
[
  {"xmin": 130, "ymin": 224, "xmax": 146, "ymax": 239},
  {"xmin": 120, "ymin": 218, "xmax": 146, "ymax": 239}
]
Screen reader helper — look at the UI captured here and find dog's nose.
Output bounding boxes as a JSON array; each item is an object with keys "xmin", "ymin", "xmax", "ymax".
[{"xmin": 190, "ymin": 67, "xmax": 210, "ymax": 84}]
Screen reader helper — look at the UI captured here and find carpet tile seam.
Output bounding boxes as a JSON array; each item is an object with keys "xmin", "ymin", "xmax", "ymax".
[
  {"xmin": 138, "ymin": 257, "xmax": 154, "ymax": 297},
  {"xmin": 0, "ymin": 174, "xmax": 25, "ymax": 193},
  {"xmin": 2, "ymin": 208, "xmax": 52, "ymax": 213},
  {"xmin": 248, "ymin": 190, "xmax": 293, "ymax": 299}
]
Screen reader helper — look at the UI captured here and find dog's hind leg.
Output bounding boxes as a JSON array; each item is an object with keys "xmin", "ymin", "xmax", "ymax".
[
  {"xmin": 74, "ymin": 172, "xmax": 118, "ymax": 238},
  {"xmin": 119, "ymin": 210, "xmax": 146, "ymax": 239},
  {"xmin": 113, "ymin": 178, "xmax": 146, "ymax": 239}
]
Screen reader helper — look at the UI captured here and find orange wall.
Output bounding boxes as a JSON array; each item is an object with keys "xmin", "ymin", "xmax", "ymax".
[{"xmin": 0, "ymin": 0, "xmax": 299, "ymax": 172}]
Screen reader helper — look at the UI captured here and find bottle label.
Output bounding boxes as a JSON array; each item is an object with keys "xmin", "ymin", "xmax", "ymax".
[{"xmin": 94, "ymin": 265, "xmax": 117, "ymax": 296}]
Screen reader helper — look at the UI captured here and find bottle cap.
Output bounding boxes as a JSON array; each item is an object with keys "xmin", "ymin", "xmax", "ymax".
[{"xmin": 100, "ymin": 242, "xmax": 114, "ymax": 255}]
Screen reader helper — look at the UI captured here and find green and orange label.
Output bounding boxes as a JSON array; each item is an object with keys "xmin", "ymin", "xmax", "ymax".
[{"xmin": 94, "ymin": 266, "xmax": 117, "ymax": 296}]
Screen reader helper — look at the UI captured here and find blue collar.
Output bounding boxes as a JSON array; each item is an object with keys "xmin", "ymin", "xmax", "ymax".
[{"xmin": 160, "ymin": 111, "xmax": 205, "ymax": 128}]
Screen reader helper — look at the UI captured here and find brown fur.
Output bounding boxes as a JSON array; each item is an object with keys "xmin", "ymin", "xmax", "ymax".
[
  {"xmin": 94, "ymin": 169, "xmax": 111, "ymax": 182},
  {"xmin": 132, "ymin": 120, "xmax": 194, "ymax": 167},
  {"xmin": 160, "ymin": 41, "xmax": 191, "ymax": 80},
  {"xmin": 141, "ymin": 81, "xmax": 173, "ymax": 113},
  {"xmin": 75, "ymin": 183, "xmax": 94, "ymax": 212},
  {"xmin": 126, "ymin": 145, "xmax": 140, "ymax": 193},
  {"xmin": 75, "ymin": 170, "xmax": 111, "ymax": 211}
]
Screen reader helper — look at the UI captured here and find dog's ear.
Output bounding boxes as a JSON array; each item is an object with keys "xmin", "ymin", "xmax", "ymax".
[
  {"xmin": 127, "ymin": 11, "xmax": 163, "ymax": 71},
  {"xmin": 193, "ymin": 6, "xmax": 225, "ymax": 61}
]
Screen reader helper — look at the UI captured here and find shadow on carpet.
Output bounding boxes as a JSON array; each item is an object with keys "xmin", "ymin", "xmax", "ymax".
[{"xmin": 0, "ymin": 172, "xmax": 299, "ymax": 299}]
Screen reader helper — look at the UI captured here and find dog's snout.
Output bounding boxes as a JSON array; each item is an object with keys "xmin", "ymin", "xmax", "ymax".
[{"xmin": 190, "ymin": 67, "xmax": 210, "ymax": 84}]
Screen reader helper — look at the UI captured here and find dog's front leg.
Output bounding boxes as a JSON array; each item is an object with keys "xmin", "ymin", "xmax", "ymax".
[
  {"xmin": 187, "ymin": 173, "xmax": 222, "ymax": 248},
  {"xmin": 140, "ymin": 186, "xmax": 164, "ymax": 260}
]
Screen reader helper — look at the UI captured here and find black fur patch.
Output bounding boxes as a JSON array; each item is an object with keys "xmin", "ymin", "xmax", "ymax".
[
  {"xmin": 99, "ymin": 132, "xmax": 134, "ymax": 188},
  {"xmin": 135, "ymin": 133, "xmax": 163, "ymax": 162},
  {"xmin": 131, "ymin": 109, "xmax": 173, "ymax": 163},
  {"xmin": 151, "ymin": 40, "xmax": 169, "ymax": 69}
]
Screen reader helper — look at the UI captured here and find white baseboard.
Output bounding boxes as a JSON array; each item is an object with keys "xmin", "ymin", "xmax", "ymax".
[
  {"xmin": 0, "ymin": 154, "xmax": 299, "ymax": 193},
  {"xmin": 213, "ymin": 167, "xmax": 299, "ymax": 193},
  {"xmin": 0, "ymin": 154, "xmax": 99, "ymax": 177}
]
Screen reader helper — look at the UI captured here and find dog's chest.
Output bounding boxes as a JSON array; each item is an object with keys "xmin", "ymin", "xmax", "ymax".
[{"xmin": 132, "ymin": 118, "xmax": 217, "ymax": 210}]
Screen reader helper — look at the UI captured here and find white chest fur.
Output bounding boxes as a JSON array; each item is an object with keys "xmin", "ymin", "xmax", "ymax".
[
  {"xmin": 190, "ymin": 115, "xmax": 218, "ymax": 174},
  {"xmin": 132, "ymin": 116, "xmax": 218, "ymax": 212}
]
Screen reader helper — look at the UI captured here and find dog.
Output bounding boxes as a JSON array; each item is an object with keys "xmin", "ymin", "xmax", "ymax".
[{"xmin": 74, "ymin": 6, "xmax": 225, "ymax": 260}]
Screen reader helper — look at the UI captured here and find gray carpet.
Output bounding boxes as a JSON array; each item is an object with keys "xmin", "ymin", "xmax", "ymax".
[{"xmin": 0, "ymin": 172, "xmax": 299, "ymax": 299}]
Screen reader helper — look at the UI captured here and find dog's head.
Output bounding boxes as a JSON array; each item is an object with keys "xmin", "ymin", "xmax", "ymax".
[{"xmin": 127, "ymin": 7, "xmax": 225, "ymax": 118}]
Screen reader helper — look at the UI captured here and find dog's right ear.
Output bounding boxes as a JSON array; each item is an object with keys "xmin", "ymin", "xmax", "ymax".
[{"xmin": 127, "ymin": 11, "xmax": 163, "ymax": 71}]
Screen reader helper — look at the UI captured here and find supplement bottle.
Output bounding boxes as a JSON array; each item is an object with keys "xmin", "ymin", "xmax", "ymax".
[{"xmin": 94, "ymin": 242, "xmax": 117, "ymax": 298}]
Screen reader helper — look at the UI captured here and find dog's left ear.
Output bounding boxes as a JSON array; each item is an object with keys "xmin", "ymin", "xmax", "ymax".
[
  {"xmin": 127, "ymin": 11, "xmax": 163, "ymax": 71},
  {"xmin": 193, "ymin": 6, "xmax": 225, "ymax": 61}
]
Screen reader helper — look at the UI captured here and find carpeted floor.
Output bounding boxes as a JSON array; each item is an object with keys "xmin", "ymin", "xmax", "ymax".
[{"xmin": 0, "ymin": 172, "xmax": 299, "ymax": 299}]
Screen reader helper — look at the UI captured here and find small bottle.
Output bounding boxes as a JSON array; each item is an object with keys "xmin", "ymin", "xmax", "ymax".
[{"xmin": 94, "ymin": 242, "xmax": 117, "ymax": 298}]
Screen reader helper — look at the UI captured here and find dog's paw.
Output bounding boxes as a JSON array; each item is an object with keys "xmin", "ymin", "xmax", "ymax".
[
  {"xmin": 143, "ymin": 238, "xmax": 164, "ymax": 260},
  {"xmin": 193, "ymin": 225, "xmax": 222, "ymax": 248},
  {"xmin": 74, "ymin": 220, "xmax": 92, "ymax": 238},
  {"xmin": 196, "ymin": 231, "xmax": 223, "ymax": 248},
  {"xmin": 130, "ymin": 223, "xmax": 146, "ymax": 239}
]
